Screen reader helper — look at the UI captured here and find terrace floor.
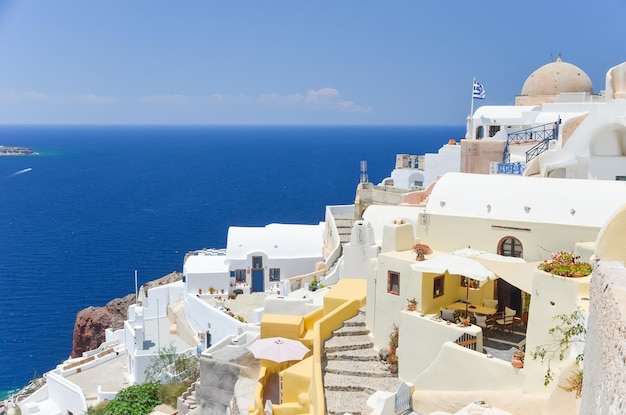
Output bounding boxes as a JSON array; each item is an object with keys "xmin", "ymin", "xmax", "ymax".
[{"xmin": 482, "ymin": 324, "xmax": 526, "ymax": 362}]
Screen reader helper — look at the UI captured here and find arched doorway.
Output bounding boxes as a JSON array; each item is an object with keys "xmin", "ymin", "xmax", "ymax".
[{"xmin": 495, "ymin": 237, "xmax": 523, "ymax": 313}]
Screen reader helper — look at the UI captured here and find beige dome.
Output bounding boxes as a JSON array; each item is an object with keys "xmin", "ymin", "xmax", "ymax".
[{"xmin": 521, "ymin": 58, "xmax": 593, "ymax": 96}]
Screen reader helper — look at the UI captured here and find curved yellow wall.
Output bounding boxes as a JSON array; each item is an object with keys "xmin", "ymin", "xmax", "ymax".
[{"xmin": 249, "ymin": 279, "xmax": 367, "ymax": 415}]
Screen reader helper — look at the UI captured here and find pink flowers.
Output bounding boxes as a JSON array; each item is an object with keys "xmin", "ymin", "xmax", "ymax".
[{"xmin": 537, "ymin": 251, "xmax": 592, "ymax": 277}]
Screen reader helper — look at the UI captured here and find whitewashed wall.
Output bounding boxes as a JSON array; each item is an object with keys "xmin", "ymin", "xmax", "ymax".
[
  {"xmin": 343, "ymin": 220, "xmax": 379, "ymax": 279},
  {"xmin": 523, "ymin": 270, "xmax": 585, "ymax": 393},
  {"xmin": 366, "ymin": 250, "xmax": 420, "ymax": 350},
  {"xmin": 46, "ymin": 372, "xmax": 88, "ymax": 415},
  {"xmin": 186, "ymin": 271, "xmax": 230, "ymax": 296},
  {"xmin": 184, "ymin": 295, "xmax": 248, "ymax": 346},
  {"xmin": 412, "ymin": 342, "xmax": 524, "ymax": 391},
  {"xmin": 419, "ymin": 215, "xmax": 599, "ymax": 262},
  {"xmin": 423, "ymin": 145, "xmax": 461, "ymax": 186},
  {"xmin": 142, "ymin": 282, "xmax": 184, "ymax": 319}
]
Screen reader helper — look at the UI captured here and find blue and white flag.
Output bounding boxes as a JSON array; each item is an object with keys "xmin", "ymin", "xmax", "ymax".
[{"xmin": 473, "ymin": 79, "xmax": 486, "ymax": 99}]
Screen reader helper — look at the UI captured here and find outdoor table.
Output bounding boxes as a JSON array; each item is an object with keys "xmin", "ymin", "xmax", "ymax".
[{"xmin": 446, "ymin": 301, "xmax": 497, "ymax": 318}]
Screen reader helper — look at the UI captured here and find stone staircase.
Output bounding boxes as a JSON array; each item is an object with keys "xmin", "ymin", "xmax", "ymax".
[
  {"xmin": 334, "ymin": 215, "xmax": 355, "ymax": 244},
  {"xmin": 323, "ymin": 309, "xmax": 403, "ymax": 415},
  {"xmin": 177, "ymin": 381, "xmax": 199, "ymax": 415}
]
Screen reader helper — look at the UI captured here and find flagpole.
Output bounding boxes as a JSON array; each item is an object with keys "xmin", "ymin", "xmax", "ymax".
[
  {"xmin": 134, "ymin": 270, "xmax": 138, "ymax": 303},
  {"xmin": 470, "ymin": 78, "xmax": 475, "ymax": 139}
]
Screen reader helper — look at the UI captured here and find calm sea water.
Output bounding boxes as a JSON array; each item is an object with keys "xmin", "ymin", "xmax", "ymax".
[{"xmin": 0, "ymin": 125, "xmax": 463, "ymax": 398}]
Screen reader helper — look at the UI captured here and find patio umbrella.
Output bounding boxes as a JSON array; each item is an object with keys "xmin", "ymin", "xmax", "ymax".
[{"xmin": 248, "ymin": 337, "xmax": 310, "ymax": 363}]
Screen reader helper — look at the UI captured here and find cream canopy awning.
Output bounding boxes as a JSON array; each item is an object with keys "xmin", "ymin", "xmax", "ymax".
[
  {"xmin": 410, "ymin": 248, "xmax": 539, "ymax": 293},
  {"xmin": 411, "ymin": 254, "xmax": 496, "ymax": 284}
]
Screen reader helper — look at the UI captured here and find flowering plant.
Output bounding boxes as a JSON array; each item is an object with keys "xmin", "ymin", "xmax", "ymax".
[
  {"xmin": 537, "ymin": 251, "xmax": 592, "ymax": 277},
  {"xmin": 413, "ymin": 243, "xmax": 432, "ymax": 260}
]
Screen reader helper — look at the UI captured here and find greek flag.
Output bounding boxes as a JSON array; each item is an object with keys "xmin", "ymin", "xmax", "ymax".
[{"xmin": 473, "ymin": 79, "xmax": 486, "ymax": 99}]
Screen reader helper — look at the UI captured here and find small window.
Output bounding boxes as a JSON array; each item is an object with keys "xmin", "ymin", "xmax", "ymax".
[
  {"xmin": 476, "ymin": 126, "xmax": 484, "ymax": 139},
  {"xmin": 499, "ymin": 237, "xmax": 523, "ymax": 258},
  {"xmin": 269, "ymin": 268, "xmax": 280, "ymax": 281},
  {"xmin": 235, "ymin": 269, "xmax": 246, "ymax": 282},
  {"xmin": 433, "ymin": 275, "xmax": 444, "ymax": 298},
  {"xmin": 460, "ymin": 276, "xmax": 479, "ymax": 289},
  {"xmin": 489, "ymin": 125, "xmax": 501, "ymax": 137},
  {"xmin": 252, "ymin": 256, "xmax": 263, "ymax": 269},
  {"xmin": 388, "ymin": 271, "xmax": 400, "ymax": 295}
]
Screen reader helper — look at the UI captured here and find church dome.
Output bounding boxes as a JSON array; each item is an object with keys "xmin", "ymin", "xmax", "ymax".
[{"xmin": 521, "ymin": 58, "xmax": 593, "ymax": 96}]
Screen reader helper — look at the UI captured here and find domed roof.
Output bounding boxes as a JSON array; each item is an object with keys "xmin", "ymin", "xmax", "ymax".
[{"xmin": 521, "ymin": 58, "xmax": 593, "ymax": 96}]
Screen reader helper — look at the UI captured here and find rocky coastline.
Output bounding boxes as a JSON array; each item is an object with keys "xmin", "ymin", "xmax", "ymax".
[
  {"xmin": 71, "ymin": 271, "xmax": 183, "ymax": 358},
  {"xmin": 0, "ymin": 146, "xmax": 37, "ymax": 156}
]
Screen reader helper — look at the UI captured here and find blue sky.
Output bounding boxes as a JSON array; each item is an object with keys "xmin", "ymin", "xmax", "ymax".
[{"xmin": 0, "ymin": 1, "xmax": 622, "ymax": 125}]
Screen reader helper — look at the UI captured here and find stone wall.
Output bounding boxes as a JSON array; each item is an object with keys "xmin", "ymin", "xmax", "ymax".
[{"xmin": 580, "ymin": 260, "xmax": 626, "ymax": 414}]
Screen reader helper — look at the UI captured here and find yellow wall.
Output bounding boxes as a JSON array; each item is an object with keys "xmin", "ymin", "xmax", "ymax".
[
  {"xmin": 323, "ymin": 278, "xmax": 367, "ymax": 315},
  {"xmin": 421, "ymin": 271, "xmax": 459, "ymax": 314},
  {"xmin": 251, "ymin": 279, "xmax": 367, "ymax": 415},
  {"xmin": 260, "ymin": 314, "xmax": 305, "ymax": 339}
]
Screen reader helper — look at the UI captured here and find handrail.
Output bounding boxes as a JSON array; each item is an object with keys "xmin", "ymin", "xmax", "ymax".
[
  {"xmin": 503, "ymin": 122, "xmax": 558, "ymax": 163},
  {"xmin": 525, "ymin": 139, "xmax": 552, "ymax": 163},
  {"xmin": 507, "ymin": 123, "xmax": 554, "ymax": 144}
]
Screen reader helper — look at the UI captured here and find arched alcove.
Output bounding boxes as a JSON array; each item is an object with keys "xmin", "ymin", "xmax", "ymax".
[
  {"xmin": 590, "ymin": 124, "xmax": 626, "ymax": 156},
  {"xmin": 588, "ymin": 123, "xmax": 626, "ymax": 180},
  {"xmin": 596, "ymin": 204, "xmax": 626, "ymax": 262},
  {"xmin": 547, "ymin": 168, "xmax": 566, "ymax": 178}
]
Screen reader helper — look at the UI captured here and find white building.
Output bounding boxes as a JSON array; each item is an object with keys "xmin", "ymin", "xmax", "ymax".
[
  {"xmin": 225, "ymin": 223, "xmax": 324, "ymax": 293},
  {"xmin": 354, "ymin": 171, "xmax": 626, "ymax": 413}
]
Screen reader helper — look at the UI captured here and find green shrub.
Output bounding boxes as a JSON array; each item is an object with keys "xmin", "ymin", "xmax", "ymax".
[
  {"xmin": 157, "ymin": 380, "xmax": 192, "ymax": 408},
  {"xmin": 87, "ymin": 400, "xmax": 109, "ymax": 415},
  {"xmin": 145, "ymin": 343, "xmax": 199, "ymax": 384},
  {"xmin": 104, "ymin": 382, "xmax": 161, "ymax": 415}
]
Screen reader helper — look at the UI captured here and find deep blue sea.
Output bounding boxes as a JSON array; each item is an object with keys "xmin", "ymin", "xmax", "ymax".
[{"xmin": 0, "ymin": 125, "xmax": 463, "ymax": 398}]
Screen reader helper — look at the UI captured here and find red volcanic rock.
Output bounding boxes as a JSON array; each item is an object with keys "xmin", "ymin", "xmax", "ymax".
[{"xmin": 71, "ymin": 294, "xmax": 135, "ymax": 358}]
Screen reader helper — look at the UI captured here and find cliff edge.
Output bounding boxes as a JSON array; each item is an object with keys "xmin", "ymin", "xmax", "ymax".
[{"xmin": 71, "ymin": 271, "xmax": 183, "ymax": 358}]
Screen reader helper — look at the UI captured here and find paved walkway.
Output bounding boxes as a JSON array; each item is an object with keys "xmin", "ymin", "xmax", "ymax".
[{"xmin": 66, "ymin": 354, "xmax": 128, "ymax": 406}]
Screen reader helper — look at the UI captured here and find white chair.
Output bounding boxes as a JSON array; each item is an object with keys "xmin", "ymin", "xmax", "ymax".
[
  {"xmin": 440, "ymin": 308, "xmax": 456, "ymax": 323},
  {"xmin": 495, "ymin": 307, "xmax": 517, "ymax": 334},
  {"xmin": 474, "ymin": 313, "xmax": 494, "ymax": 338},
  {"xmin": 482, "ymin": 299, "xmax": 498, "ymax": 309}
]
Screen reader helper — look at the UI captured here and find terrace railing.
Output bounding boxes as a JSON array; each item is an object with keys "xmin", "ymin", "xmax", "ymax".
[{"xmin": 503, "ymin": 122, "xmax": 558, "ymax": 163}]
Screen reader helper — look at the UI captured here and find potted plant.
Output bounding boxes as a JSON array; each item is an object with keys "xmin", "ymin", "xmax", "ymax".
[
  {"xmin": 386, "ymin": 353, "xmax": 398, "ymax": 374},
  {"xmin": 406, "ymin": 298, "xmax": 418, "ymax": 311},
  {"xmin": 309, "ymin": 277, "xmax": 319, "ymax": 292},
  {"xmin": 512, "ymin": 350, "xmax": 524, "ymax": 368},
  {"xmin": 571, "ymin": 262, "xmax": 592, "ymax": 278},
  {"xmin": 209, "ymin": 287, "xmax": 215, "ymax": 294},
  {"xmin": 522, "ymin": 291, "xmax": 531, "ymax": 326},
  {"xmin": 413, "ymin": 243, "xmax": 432, "ymax": 261},
  {"xmin": 537, "ymin": 251, "xmax": 592, "ymax": 278},
  {"xmin": 388, "ymin": 323, "xmax": 399, "ymax": 354}
]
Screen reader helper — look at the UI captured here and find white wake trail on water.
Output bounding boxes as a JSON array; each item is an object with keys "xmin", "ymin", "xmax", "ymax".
[{"xmin": 9, "ymin": 168, "xmax": 32, "ymax": 177}]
